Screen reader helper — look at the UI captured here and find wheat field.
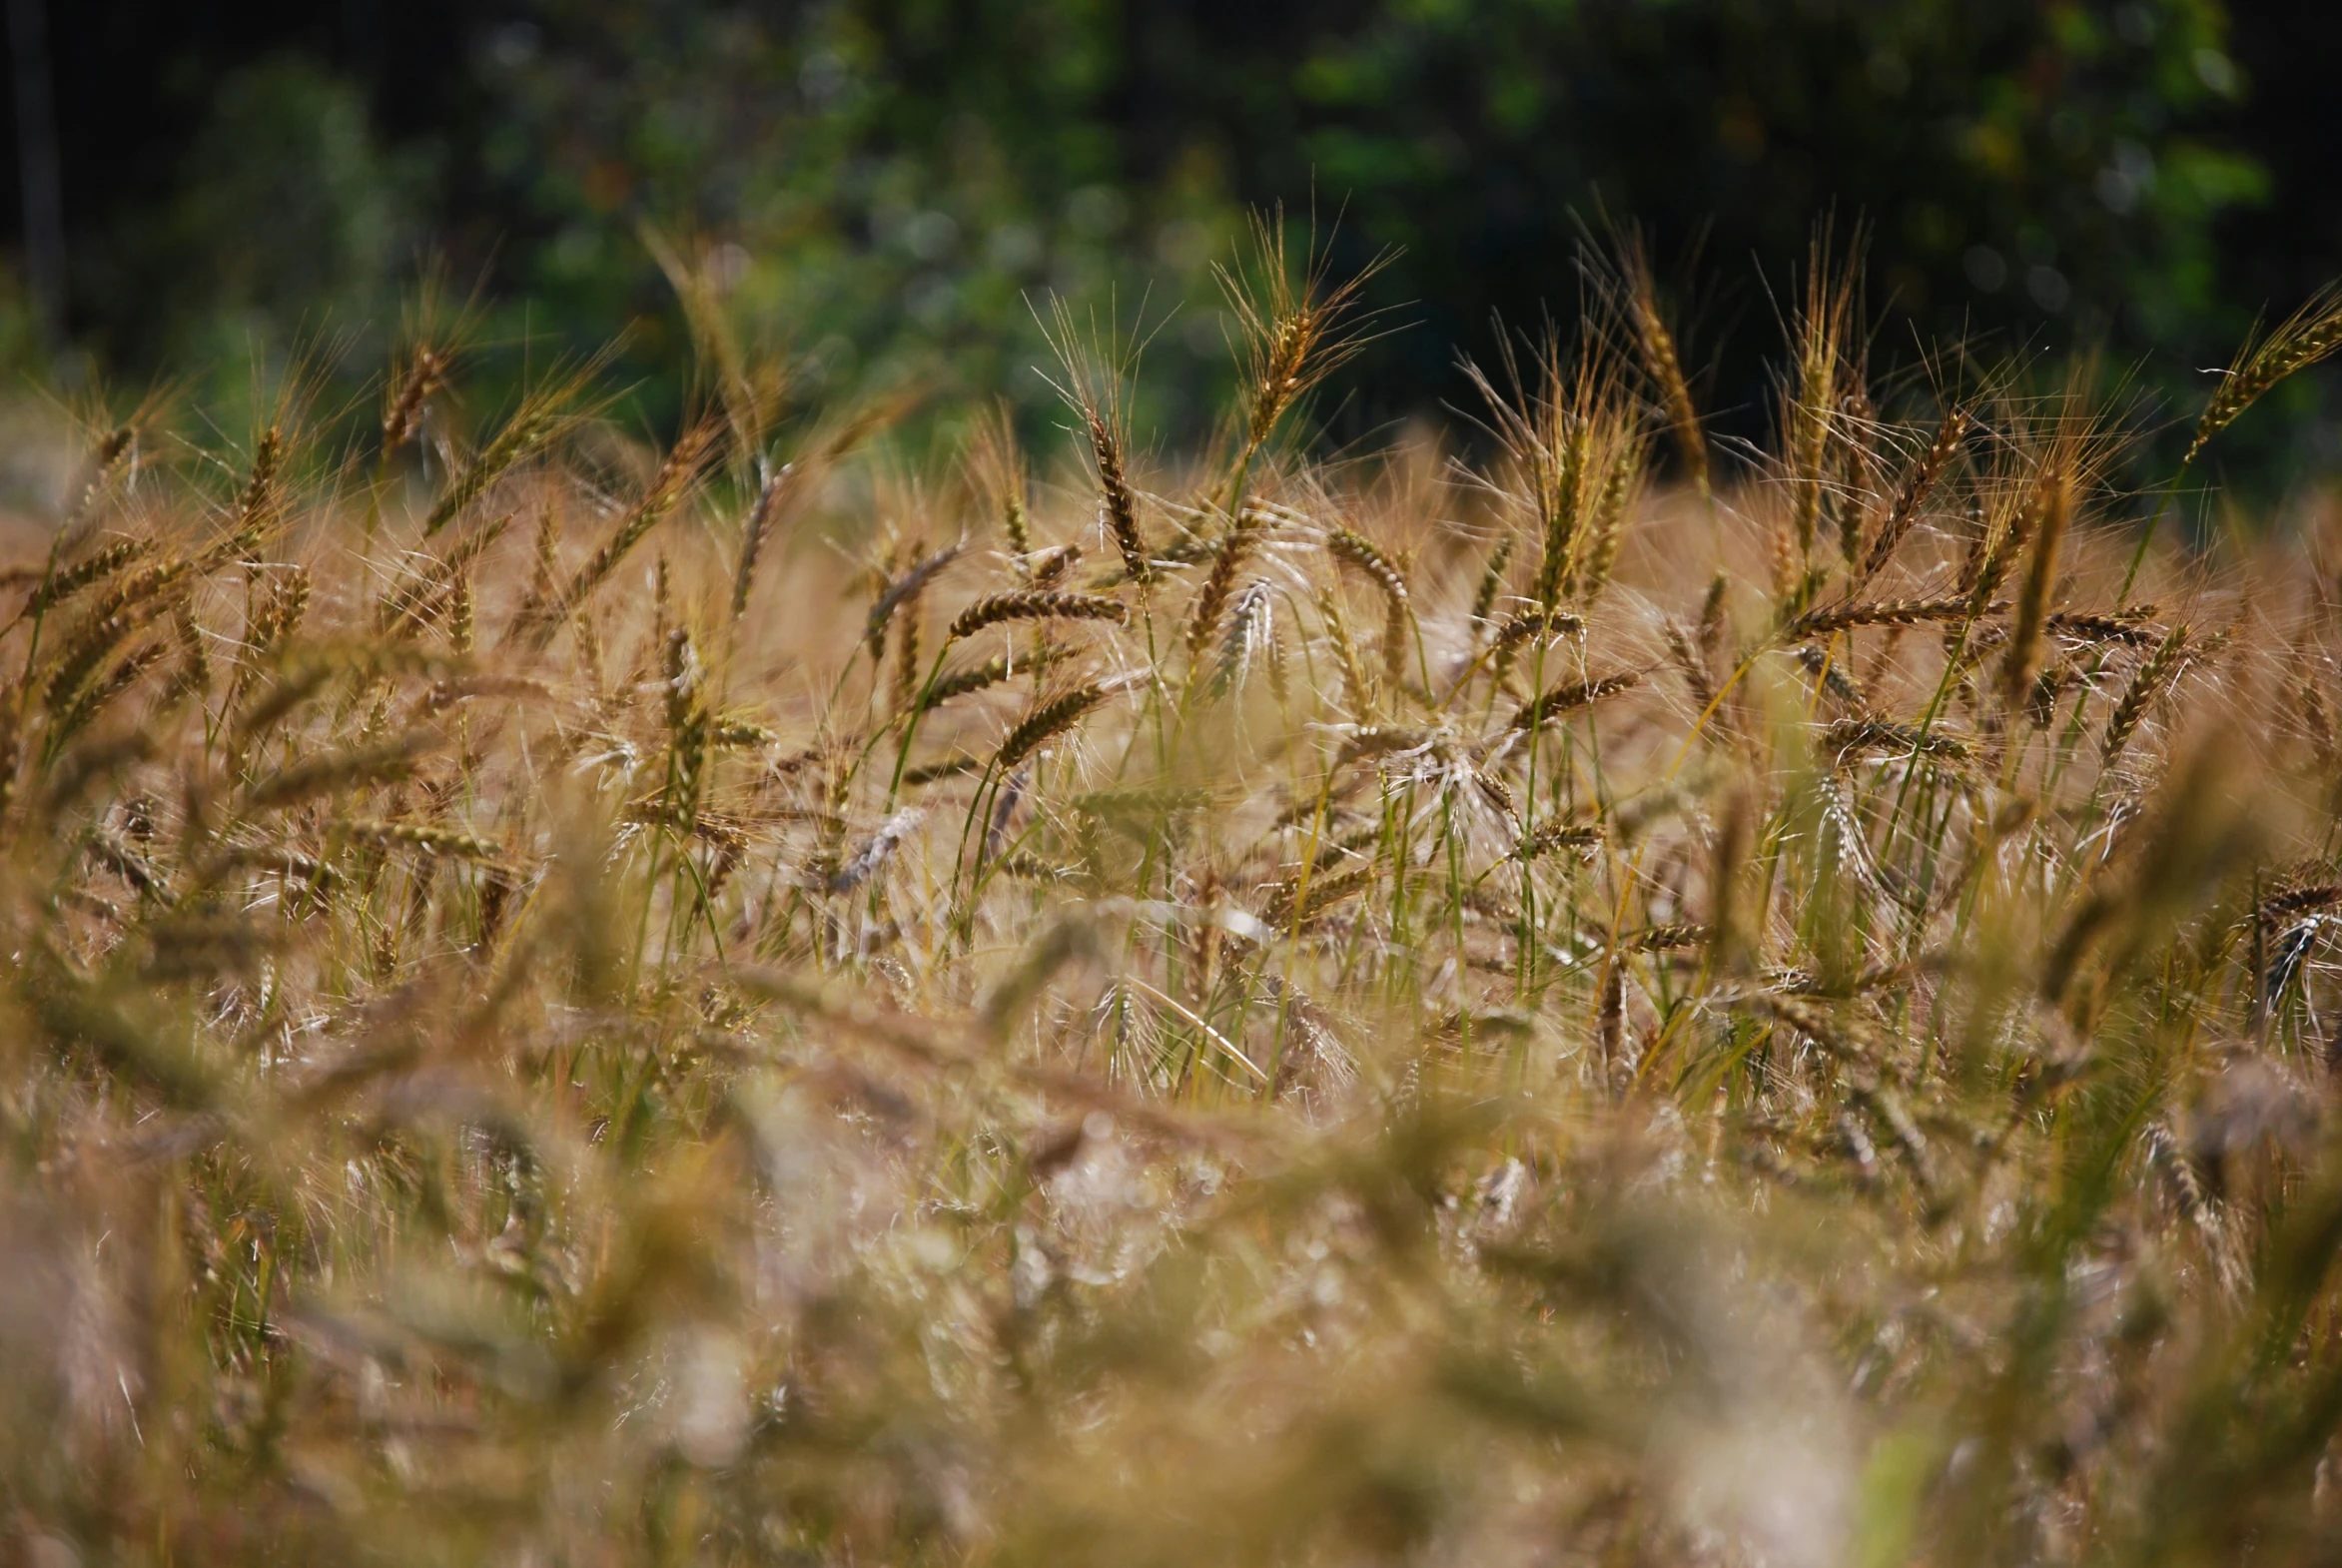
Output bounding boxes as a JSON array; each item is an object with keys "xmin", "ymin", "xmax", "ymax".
[{"xmin": 4, "ymin": 240, "xmax": 2342, "ymax": 1566}]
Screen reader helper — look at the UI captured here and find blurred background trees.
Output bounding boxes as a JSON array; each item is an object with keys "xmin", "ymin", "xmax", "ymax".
[{"xmin": 0, "ymin": 0, "xmax": 2335, "ymax": 467}]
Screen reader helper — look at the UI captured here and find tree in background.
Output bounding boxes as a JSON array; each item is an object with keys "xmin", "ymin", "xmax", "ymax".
[
  {"xmin": 3, "ymin": 0, "xmax": 2308, "ymax": 458},
  {"xmin": 1247, "ymin": 0, "xmax": 2265, "ymax": 413},
  {"xmin": 466, "ymin": 0, "xmax": 1245, "ymax": 444},
  {"xmin": 448, "ymin": 0, "xmax": 2273, "ymax": 446}
]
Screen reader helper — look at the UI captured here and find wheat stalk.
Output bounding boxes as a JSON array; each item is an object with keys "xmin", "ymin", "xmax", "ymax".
[
  {"xmin": 1469, "ymin": 533, "xmax": 1515, "ymax": 630},
  {"xmin": 951, "ymin": 591, "xmax": 1129, "ymax": 641},
  {"xmin": 1861, "ymin": 403, "xmax": 1969, "ymax": 581},
  {"xmin": 339, "ymin": 817, "xmax": 510, "ymax": 867},
  {"xmin": 1823, "ymin": 717, "xmax": 1974, "ymax": 764},
  {"xmin": 1571, "ymin": 442, "xmax": 1638, "ymax": 605},
  {"xmin": 379, "ymin": 512, "xmax": 512, "ymax": 634},
  {"xmin": 536, "ymin": 420, "xmax": 719, "ymax": 637},
  {"xmin": 13, "ymin": 537, "xmax": 153, "ymax": 625},
  {"xmin": 420, "ymin": 366, "xmax": 597, "ymax": 537},
  {"xmin": 2189, "ymin": 284, "xmax": 2342, "ymax": 462},
  {"xmin": 2100, "ymin": 624, "xmax": 2190, "ymax": 765},
  {"xmin": 995, "ymin": 680, "xmax": 1124, "ymax": 773},
  {"xmin": 245, "ymin": 735, "xmax": 434, "ymax": 812},
  {"xmin": 1088, "ymin": 408, "xmax": 1151, "ymax": 583},
  {"xmin": 382, "ymin": 347, "xmax": 446, "ymax": 456},
  {"xmin": 864, "ymin": 544, "xmax": 964, "ymax": 655},
  {"xmin": 1211, "ymin": 579, "xmax": 1274, "ymax": 698},
  {"xmin": 1789, "ymin": 595, "xmax": 1997, "ymax": 640},
  {"xmin": 1185, "ymin": 503, "xmax": 1270, "ymax": 655},
  {"xmin": 2000, "ymin": 466, "xmax": 2070, "ymax": 708},
  {"xmin": 1508, "ymin": 670, "xmax": 1641, "ymax": 733},
  {"xmin": 1620, "ymin": 234, "xmax": 1709, "ymax": 497},
  {"xmin": 921, "ymin": 657, "xmax": 1012, "ymax": 712},
  {"xmin": 730, "ymin": 460, "xmax": 787, "ymax": 622}
]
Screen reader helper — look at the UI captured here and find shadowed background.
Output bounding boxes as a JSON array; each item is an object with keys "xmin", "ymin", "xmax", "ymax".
[{"xmin": 0, "ymin": 0, "xmax": 2337, "ymax": 478}]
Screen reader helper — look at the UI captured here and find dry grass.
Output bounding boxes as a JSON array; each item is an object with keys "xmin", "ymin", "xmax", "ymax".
[{"xmin": 6, "ymin": 237, "xmax": 2342, "ymax": 1567}]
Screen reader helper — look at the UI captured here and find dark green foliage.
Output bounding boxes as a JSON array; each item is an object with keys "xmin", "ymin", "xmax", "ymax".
[{"xmin": 24, "ymin": 1, "xmax": 2322, "ymax": 465}]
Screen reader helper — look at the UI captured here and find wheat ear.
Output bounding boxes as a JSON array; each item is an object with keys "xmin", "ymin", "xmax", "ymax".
[{"xmin": 951, "ymin": 591, "xmax": 1128, "ymax": 641}]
